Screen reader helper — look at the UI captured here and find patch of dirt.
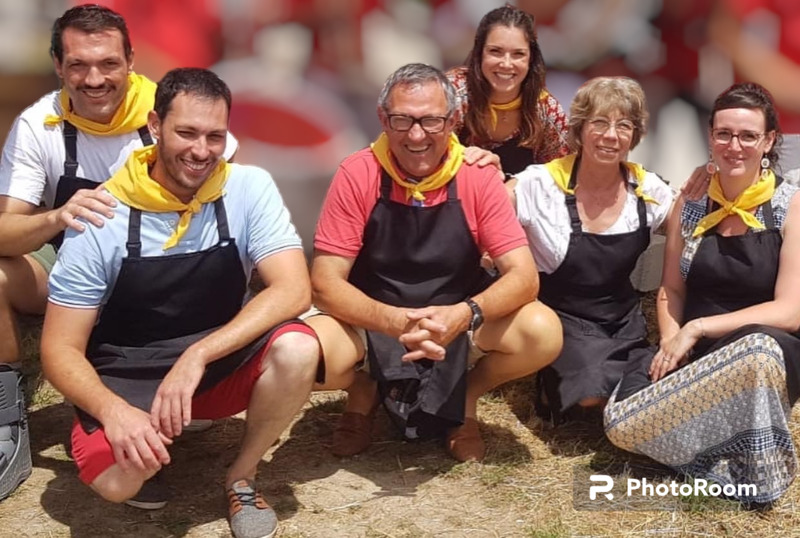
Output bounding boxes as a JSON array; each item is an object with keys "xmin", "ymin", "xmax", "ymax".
[{"xmin": 5, "ymin": 309, "xmax": 800, "ymax": 537}]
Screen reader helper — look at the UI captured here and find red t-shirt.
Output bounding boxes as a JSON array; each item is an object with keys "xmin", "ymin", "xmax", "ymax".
[{"xmin": 314, "ymin": 148, "xmax": 527, "ymax": 259}]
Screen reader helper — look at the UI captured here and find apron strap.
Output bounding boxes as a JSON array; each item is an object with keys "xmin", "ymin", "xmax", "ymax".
[
  {"xmin": 213, "ymin": 198, "xmax": 232, "ymax": 241},
  {"xmin": 565, "ymin": 155, "xmax": 582, "ymax": 233},
  {"xmin": 126, "ymin": 209, "xmax": 143, "ymax": 258},
  {"xmin": 379, "ymin": 170, "xmax": 393, "ymax": 200},
  {"xmin": 62, "ymin": 121, "xmax": 79, "ymax": 178},
  {"xmin": 634, "ymin": 189, "xmax": 648, "ymax": 230},
  {"xmin": 446, "ymin": 173, "xmax": 458, "ymax": 201},
  {"xmin": 138, "ymin": 125, "xmax": 153, "ymax": 146}
]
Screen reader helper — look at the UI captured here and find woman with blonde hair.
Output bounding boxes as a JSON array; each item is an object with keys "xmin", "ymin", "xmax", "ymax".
[{"xmin": 510, "ymin": 76, "xmax": 674, "ymax": 424}]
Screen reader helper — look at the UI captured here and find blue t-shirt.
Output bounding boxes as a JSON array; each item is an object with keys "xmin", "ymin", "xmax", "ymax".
[{"xmin": 49, "ymin": 163, "xmax": 302, "ymax": 308}]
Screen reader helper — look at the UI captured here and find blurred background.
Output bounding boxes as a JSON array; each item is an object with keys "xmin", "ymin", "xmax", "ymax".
[{"xmin": 2, "ymin": 0, "xmax": 800, "ymax": 257}]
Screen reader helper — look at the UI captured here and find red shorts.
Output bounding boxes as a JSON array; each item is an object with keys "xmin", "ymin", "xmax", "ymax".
[{"xmin": 71, "ymin": 322, "xmax": 316, "ymax": 485}]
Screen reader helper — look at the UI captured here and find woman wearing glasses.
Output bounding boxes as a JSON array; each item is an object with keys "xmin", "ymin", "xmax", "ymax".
[
  {"xmin": 605, "ymin": 82, "xmax": 800, "ymax": 505},
  {"xmin": 446, "ymin": 5, "xmax": 569, "ymax": 176},
  {"xmin": 508, "ymin": 77, "xmax": 674, "ymax": 424}
]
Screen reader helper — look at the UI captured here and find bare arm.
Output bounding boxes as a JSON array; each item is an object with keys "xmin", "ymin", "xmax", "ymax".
[
  {"xmin": 311, "ymin": 250, "xmax": 409, "ymax": 338},
  {"xmin": 151, "ymin": 247, "xmax": 312, "ymax": 437},
  {"xmin": 652, "ymin": 192, "xmax": 800, "ymax": 380},
  {"xmin": 0, "ymin": 189, "xmax": 116, "ymax": 256},
  {"xmin": 41, "ymin": 303, "xmax": 171, "ymax": 472}
]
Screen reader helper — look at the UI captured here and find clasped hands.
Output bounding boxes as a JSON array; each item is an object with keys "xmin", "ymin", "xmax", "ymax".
[{"xmin": 394, "ymin": 302, "xmax": 473, "ymax": 362}]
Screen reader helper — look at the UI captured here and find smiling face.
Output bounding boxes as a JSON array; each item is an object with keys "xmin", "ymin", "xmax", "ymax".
[
  {"xmin": 53, "ymin": 27, "xmax": 131, "ymax": 124},
  {"xmin": 148, "ymin": 92, "xmax": 229, "ymax": 202},
  {"xmin": 579, "ymin": 109, "xmax": 635, "ymax": 168},
  {"xmin": 379, "ymin": 81, "xmax": 455, "ymax": 178},
  {"xmin": 480, "ymin": 24, "xmax": 530, "ymax": 103},
  {"xmin": 710, "ymin": 107, "xmax": 775, "ymax": 182}
]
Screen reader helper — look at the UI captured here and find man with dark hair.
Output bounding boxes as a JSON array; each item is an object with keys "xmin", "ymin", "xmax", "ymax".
[
  {"xmin": 40, "ymin": 67, "xmax": 317, "ymax": 538},
  {"xmin": 0, "ymin": 4, "xmax": 236, "ymax": 501},
  {"xmin": 309, "ymin": 63, "xmax": 563, "ymax": 462}
]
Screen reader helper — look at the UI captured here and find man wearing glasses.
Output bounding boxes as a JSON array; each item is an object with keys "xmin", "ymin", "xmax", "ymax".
[{"xmin": 307, "ymin": 63, "xmax": 562, "ymax": 462}]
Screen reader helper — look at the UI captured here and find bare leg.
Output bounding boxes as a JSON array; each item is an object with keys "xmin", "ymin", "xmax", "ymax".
[
  {"xmin": 0, "ymin": 255, "xmax": 48, "ymax": 363},
  {"xmin": 225, "ymin": 331, "xmax": 319, "ymax": 487},
  {"xmin": 468, "ymin": 301, "xmax": 562, "ymax": 418},
  {"xmin": 307, "ymin": 314, "xmax": 364, "ymax": 392},
  {"xmin": 90, "ymin": 465, "xmax": 156, "ymax": 503}
]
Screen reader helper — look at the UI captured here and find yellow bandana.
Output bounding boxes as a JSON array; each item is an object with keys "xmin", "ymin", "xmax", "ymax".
[
  {"xmin": 544, "ymin": 154, "xmax": 659, "ymax": 204},
  {"xmin": 104, "ymin": 145, "xmax": 230, "ymax": 250},
  {"xmin": 691, "ymin": 170, "xmax": 775, "ymax": 237},
  {"xmin": 370, "ymin": 132, "xmax": 465, "ymax": 202},
  {"xmin": 44, "ymin": 73, "xmax": 156, "ymax": 136},
  {"xmin": 489, "ymin": 95, "xmax": 522, "ymax": 129}
]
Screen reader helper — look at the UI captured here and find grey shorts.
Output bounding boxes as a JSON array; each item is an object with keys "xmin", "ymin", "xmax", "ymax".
[{"xmin": 302, "ymin": 305, "xmax": 486, "ymax": 371}]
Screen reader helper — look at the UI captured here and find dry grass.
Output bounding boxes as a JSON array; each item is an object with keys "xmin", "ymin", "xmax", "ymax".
[{"xmin": 5, "ymin": 301, "xmax": 800, "ymax": 537}]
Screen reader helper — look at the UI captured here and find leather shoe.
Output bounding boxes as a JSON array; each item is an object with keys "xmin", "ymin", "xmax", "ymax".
[
  {"xmin": 331, "ymin": 411, "xmax": 374, "ymax": 457},
  {"xmin": 446, "ymin": 417, "xmax": 485, "ymax": 462}
]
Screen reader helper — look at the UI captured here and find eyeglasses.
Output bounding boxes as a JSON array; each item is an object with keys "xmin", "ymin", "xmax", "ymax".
[
  {"xmin": 386, "ymin": 114, "xmax": 449, "ymax": 134},
  {"xmin": 588, "ymin": 118, "xmax": 636, "ymax": 136},
  {"xmin": 711, "ymin": 129, "xmax": 764, "ymax": 147}
]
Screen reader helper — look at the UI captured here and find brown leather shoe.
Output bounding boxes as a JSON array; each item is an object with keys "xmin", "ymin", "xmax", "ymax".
[
  {"xmin": 446, "ymin": 417, "xmax": 485, "ymax": 462},
  {"xmin": 331, "ymin": 411, "xmax": 374, "ymax": 457}
]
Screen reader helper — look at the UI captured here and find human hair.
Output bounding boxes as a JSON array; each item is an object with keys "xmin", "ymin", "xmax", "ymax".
[
  {"xmin": 463, "ymin": 5, "xmax": 546, "ymax": 148},
  {"xmin": 709, "ymin": 82, "xmax": 782, "ymax": 167},
  {"xmin": 154, "ymin": 68, "xmax": 232, "ymax": 121},
  {"xmin": 567, "ymin": 76, "xmax": 649, "ymax": 153},
  {"xmin": 50, "ymin": 4, "xmax": 132, "ymax": 62},
  {"xmin": 377, "ymin": 63, "xmax": 458, "ymax": 115}
]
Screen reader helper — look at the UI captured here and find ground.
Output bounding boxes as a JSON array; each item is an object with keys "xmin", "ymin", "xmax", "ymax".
[{"xmin": 4, "ymin": 302, "xmax": 800, "ymax": 537}]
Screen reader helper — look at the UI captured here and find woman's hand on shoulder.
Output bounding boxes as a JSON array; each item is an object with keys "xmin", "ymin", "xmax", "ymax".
[
  {"xmin": 463, "ymin": 146, "xmax": 502, "ymax": 170},
  {"xmin": 680, "ymin": 164, "xmax": 711, "ymax": 202}
]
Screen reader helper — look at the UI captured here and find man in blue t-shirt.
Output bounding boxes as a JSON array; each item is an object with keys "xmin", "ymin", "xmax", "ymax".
[{"xmin": 41, "ymin": 67, "xmax": 319, "ymax": 538}]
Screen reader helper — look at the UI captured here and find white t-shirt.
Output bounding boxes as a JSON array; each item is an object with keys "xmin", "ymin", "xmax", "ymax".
[
  {"xmin": 0, "ymin": 89, "xmax": 238, "ymax": 209},
  {"xmin": 514, "ymin": 163, "xmax": 675, "ymax": 274}
]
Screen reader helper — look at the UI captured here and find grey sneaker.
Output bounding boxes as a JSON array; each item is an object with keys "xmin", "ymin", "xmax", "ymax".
[
  {"xmin": 183, "ymin": 419, "xmax": 214, "ymax": 433},
  {"xmin": 125, "ymin": 472, "xmax": 168, "ymax": 510},
  {"xmin": 227, "ymin": 479, "xmax": 277, "ymax": 538}
]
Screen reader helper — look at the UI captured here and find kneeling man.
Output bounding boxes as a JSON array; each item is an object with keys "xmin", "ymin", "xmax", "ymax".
[
  {"xmin": 40, "ymin": 68, "xmax": 319, "ymax": 538},
  {"xmin": 309, "ymin": 63, "xmax": 563, "ymax": 462}
]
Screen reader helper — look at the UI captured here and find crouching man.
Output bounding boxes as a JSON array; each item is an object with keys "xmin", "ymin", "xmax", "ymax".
[{"xmin": 40, "ymin": 67, "xmax": 319, "ymax": 538}]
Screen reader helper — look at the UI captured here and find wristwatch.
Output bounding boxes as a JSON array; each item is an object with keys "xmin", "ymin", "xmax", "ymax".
[{"xmin": 464, "ymin": 298, "xmax": 484, "ymax": 332}]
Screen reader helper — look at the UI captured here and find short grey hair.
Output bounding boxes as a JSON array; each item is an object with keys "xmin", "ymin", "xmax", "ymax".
[{"xmin": 377, "ymin": 63, "xmax": 458, "ymax": 115}]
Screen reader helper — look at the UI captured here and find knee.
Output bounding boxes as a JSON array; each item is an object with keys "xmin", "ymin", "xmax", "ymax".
[
  {"xmin": 518, "ymin": 302, "xmax": 563, "ymax": 360},
  {"xmin": 262, "ymin": 330, "xmax": 320, "ymax": 381},
  {"xmin": 90, "ymin": 472, "xmax": 147, "ymax": 504}
]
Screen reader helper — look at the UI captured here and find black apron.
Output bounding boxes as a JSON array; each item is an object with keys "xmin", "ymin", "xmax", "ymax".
[
  {"xmin": 616, "ymin": 180, "xmax": 800, "ymax": 402},
  {"xmin": 534, "ymin": 159, "xmax": 655, "ymax": 424},
  {"xmin": 458, "ymin": 127, "xmax": 532, "ymax": 176},
  {"xmin": 50, "ymin": 121, "xmax": 153, "ymax": 248},
  {"xmin": 77, "ymin": 198, "xmax": 268, "ymax": 432},
  {"xmin": 348, "ymin": 171, "xmax": 494, "ymax": 440}
]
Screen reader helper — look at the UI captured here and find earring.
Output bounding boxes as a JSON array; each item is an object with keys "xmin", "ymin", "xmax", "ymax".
[
  {"xmin": 706, "ymin": 155, "xmax": 717, "ymax": 175},
  {"xmin": 761, "ymin": 155, "xmax": 770, "ymax": 179}
]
